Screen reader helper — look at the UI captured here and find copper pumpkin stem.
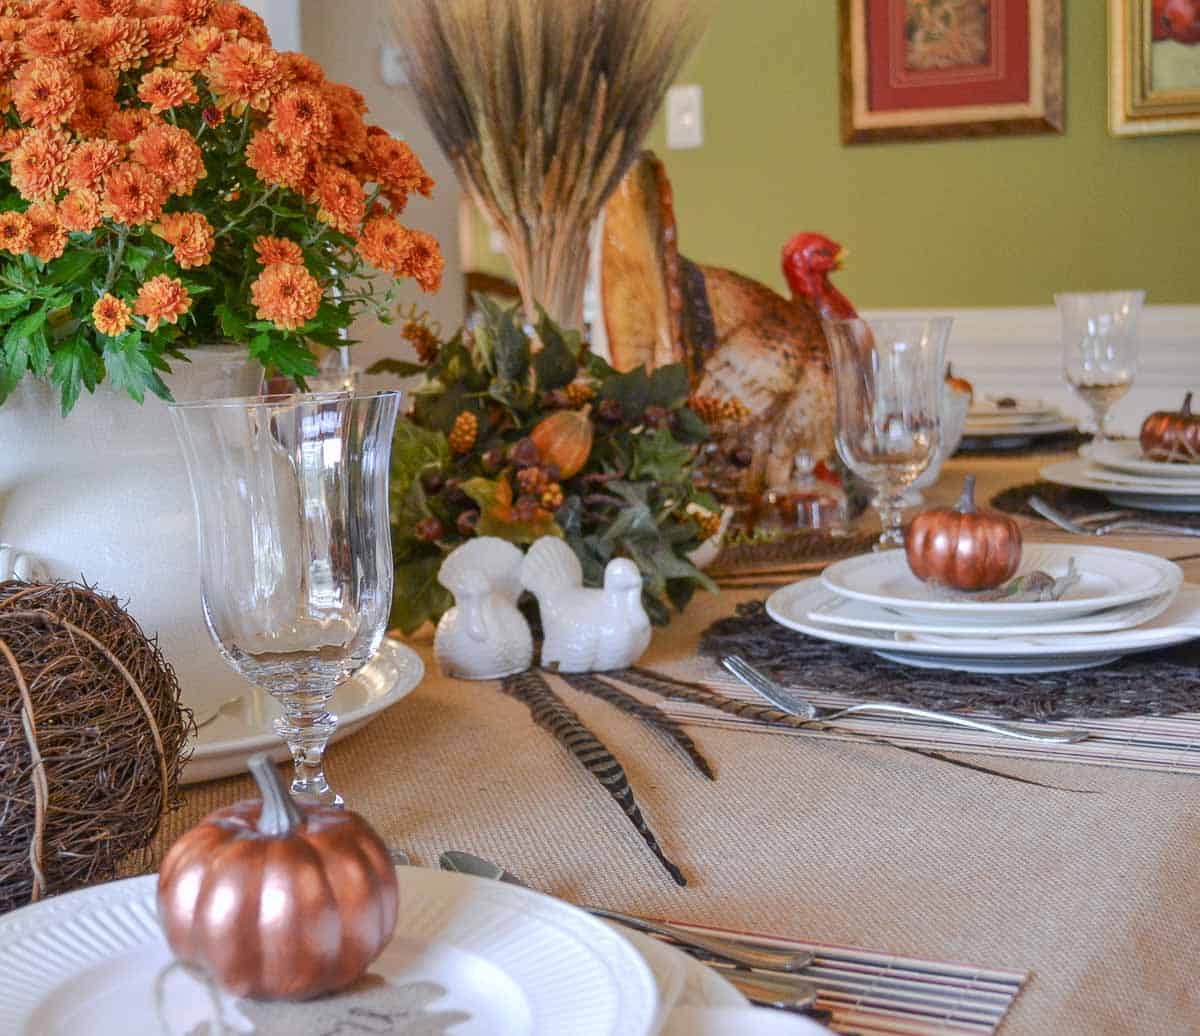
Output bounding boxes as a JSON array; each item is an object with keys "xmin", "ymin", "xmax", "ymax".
[
  {"xmin": 1182, "ymin": 392, "xmax": 1193, "ymax": 417},
  {"xmin": 957, "ymin": 474, "xmax": 978, "ymax": 514},
  {"xmin": 248, "ymin": 753, "xmax": 303, "ymax": 837}
]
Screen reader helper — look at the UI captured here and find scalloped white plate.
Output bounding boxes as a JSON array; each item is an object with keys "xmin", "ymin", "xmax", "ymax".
[
  {"xmin": 1085, "ymin": 440, "xmax": 1200, "ymax": 482},
  {"xmin": 0, "ymin": 868, "xmax": 659, "ymax": 1036}
]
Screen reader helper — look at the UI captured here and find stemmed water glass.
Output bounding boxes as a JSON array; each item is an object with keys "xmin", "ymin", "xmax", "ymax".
[
  {"xmin": 170, "ymin": 390, "xmax": 401, "ymax": 806},
  {"xmin": 823, "ymin": 317, "xmax": 952, "ymax": 549},
  {"xmin": 1055, "ymin": 291, "xmax": 1144, "ymax": 446}
]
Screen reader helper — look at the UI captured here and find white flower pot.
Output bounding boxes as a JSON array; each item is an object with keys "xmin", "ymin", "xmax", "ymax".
[{"xmin": 0, "ymin": 346, "xmax": 262, "ymax": 713}]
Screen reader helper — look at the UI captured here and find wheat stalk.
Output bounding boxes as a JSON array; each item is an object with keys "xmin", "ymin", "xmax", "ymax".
[{"xmin": 395, "ymin": 0, "xmax": 710, "ymax": 326}]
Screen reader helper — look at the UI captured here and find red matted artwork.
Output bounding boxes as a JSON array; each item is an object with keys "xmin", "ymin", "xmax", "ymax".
[{"xmin": 839, "ymin": 0, "xmax": 1064, "ymax": 143}]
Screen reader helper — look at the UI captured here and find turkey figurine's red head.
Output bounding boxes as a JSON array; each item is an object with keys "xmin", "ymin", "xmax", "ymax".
[{"xmin": 781, "ymin": 232, "xmax": 857, "ymax": 320}]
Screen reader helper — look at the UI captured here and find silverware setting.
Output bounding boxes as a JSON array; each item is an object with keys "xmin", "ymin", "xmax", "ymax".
[
  {"xmin": 721, "ymin": 655, "xmax": 1088, "ymax": 745},
  {"xmin": 1030, "ymin": 495, "xmax": 1200, "ymax": 538}
]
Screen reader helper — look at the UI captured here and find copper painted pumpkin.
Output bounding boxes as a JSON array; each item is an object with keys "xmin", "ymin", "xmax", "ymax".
[
  {"xmin": 530, "ymin": 405, "xmax": 594, "ymax": 478},
  {"xmin": 157, "ymin": 755, "xmax": 398, "ymax": 1001},
  {"xmin": 1140, "ymin": 392, "xmax": 1200, "ymax": 464},
  {"xmin": 906, "ymin": 475, "xmax": 1022, "ymax": 591}
]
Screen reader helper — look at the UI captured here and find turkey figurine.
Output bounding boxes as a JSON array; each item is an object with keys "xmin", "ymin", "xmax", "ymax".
[{"xmin": 521, "ymin": 537, "xmax": 652, "ymax": 673}]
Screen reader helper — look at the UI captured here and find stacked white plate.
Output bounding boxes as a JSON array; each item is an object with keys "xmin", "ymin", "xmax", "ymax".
[
  {"xmin": 1041, "ymin": 440, "xmax": 1200, "ymax": 513},
  {"xmin": 766, "ymin": 544, "xmax": 1198, "ymax": 674},
  {"xmin": 961, "ymin": 397, "xmax": 1075, "ymax": 448}
]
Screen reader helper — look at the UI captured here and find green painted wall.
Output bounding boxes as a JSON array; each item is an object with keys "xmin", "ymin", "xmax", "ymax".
[{"xmin": 643, "ymin": 1, "xmax": 1200, "ymax": 307}]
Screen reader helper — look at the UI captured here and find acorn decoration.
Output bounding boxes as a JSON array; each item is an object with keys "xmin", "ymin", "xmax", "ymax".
[
  {"xmin": 1140, "ymin": 392, "xmax": 1200, "ymax": 464},
  {"xmin": 944, "ymin": 364, "xmax": 974, "ymax": 402},
  {"xmin": 530, "ymin": 405, "xmax": 594, "ymax": 479},
  {"xmin": 906, "ymin": 475, "xmax": 1022, "ymax": 592},
  {"xmin": 157, "ymin": 755, "xmax": 398, "ymax": 1001}
]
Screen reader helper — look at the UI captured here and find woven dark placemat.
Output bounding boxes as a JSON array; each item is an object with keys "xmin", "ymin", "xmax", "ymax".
[
  {"xmin": 955, "ymin": 429, "xmax": 1089, "ymax": 457},
  {"xmin": 707, "ymin": 528, "xmax": 879, "ymax": 577},
  {"xmin": 992, "ymin": 480, "xmax": 1200, "ymax": 529},
  {"xmin": 698, "ymin": 601, "xmax": 1200, "ymax": 721}
]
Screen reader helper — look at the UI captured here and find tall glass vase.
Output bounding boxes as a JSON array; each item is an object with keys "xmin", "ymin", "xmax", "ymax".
[{"xmin": 170, "ymin": 390, "xmax": 400, "ymax": 805}]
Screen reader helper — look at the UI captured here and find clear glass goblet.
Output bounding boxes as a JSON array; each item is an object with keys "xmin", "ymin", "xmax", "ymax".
[
  {"xmin": 1055, "ymin": 291, "xmax": 1144, "ymax": 446},
  {"xmin": 823, "ymin": 317, "xmax": 952, "ymax": 549},
  {"xmin": 170, "ymin": 390, "xmax": 401, "ymax": 806}
]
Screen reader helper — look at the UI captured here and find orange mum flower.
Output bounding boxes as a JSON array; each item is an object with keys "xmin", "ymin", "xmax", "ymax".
[
  {"xmin": 0, "ymin": 128, "xmax": 24, "ymax": 159},
  {"xmin": 253, "ymin": 234, "xmax": 302, "ymax": 266},
  {"xmin": 101, "ymin": 161, "xmax": 167, "ymax": 225},
  {"xmin": 244, "ymin": 127, "xmax": 305, "ymax": 190},
  {"xmin": 106, "ymin": 107, "xmax": 159, "ymax": 144},
  {"xmin": 355, "ymin": 214, "xmax": 410, "ymax": 275},
  {"xmin": 0, "ymin": 211, "xmax": 32, "ymax": 254},
  {"xmin": 144, "ymin": 15, "xmax": 187, "ymax": 62},
  {"xmin": 322, "ymin": 81, "xmax": 367, "ymax": 116},
  {"xmin": 82, "ymin": 65, "xmax": 119, "ymax": 96},
  {"xmin": 10, "ymin": 127, "xmax": 72, "ymax": 202},
  {"xmin": 67, "ymin": 138, "xmax": 123, "ymax": 190},
  {"xmin": 366, "ymin": 133, "xmax": 433, "ymax": 211},
  {"xmin": 134, "ymin": 273, "xmax": 191, "ymax": 330},
  {"xmin": 268, "ymin": 85, "xmax": 330, "ymax": 146},
  {"xmin": 399, "ymin": 229, "xmax": 444, "ymax": 294},
  {"xmin": 161, "ymin": 0, "xmax": 213, "ymax": 22},
  {"xmin": 20, "ymin": 19, "xmax": 91, "ymax": 62},
  {"xmin": 75, "ymin": 0, "xmax": 135, "ymax": 16},
  {"xmin": 58, "ymin": 187, "xmax": 102, "ymax": 232},
  {"xmin": 13, "ymin": 57, "xmax": 83, "ymax": 127},
  {"xmin": 206, "ymin": 36, "xmax": 281, "ymax": 112},
  {"xmin": 138, "ymin": 67, "xmax": 198, "ymax": 112},
  {"xmin": 92, "ymin": 16, "xmax": 149, "ymax": 72},
  {"xmin": 251, "ymin": 262, "xmax": 321, "ymax": 331},
  {"xmin": 208, "ymin": 2, "xmax": 271, "ymax": 43},
  {"xmin": 92, "ymin": 292, "xmax": 133, "ymax": 336},
  {"xmin": 131, "ymin": 123, "xmax": 204, "ymax": 196},
  {"xmin": 25, "ymin": 201, "xmax": 67, "ymax": 262},
  {"xmin": 36, "ymin": 0, "xmax": 77, "ymax": 17},
  {"xmin": 314, "ymin": 163, "xmax": 364, "ymax": 234},
  {"xmin": 153, "ymin": 209, "xmax": 214, "ymax": 267},
  {"xmin": 321, "ymin": 100, "xmax": 368, "ymax": 166},
  {"xmin": 0, "ymin": 40, "xmax": 22, "ymax": 79},
  {"xmin": 69, "ymin": 89, "xmax": 118, "ymax": 137},
  {"xmin": 173, "ymin": 24, "xmax": 221, "ymax": 72},
  {"xmin": 280, "ymin": 50, "xmax": 323, "ymax": 87}
]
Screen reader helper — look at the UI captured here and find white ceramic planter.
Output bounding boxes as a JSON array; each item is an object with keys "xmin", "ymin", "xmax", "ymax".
[{"xmin": 0, "ymin": 346, "xmax": 262, "ymax": 713}]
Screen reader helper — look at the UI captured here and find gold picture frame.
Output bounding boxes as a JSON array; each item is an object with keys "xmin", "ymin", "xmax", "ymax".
[{"xmin": 1110, "ymin": 0, "xmax": 1200, "ymax": 136}]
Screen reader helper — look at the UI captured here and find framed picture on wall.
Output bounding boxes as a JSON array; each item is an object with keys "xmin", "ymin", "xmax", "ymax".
[
  {"xmin": 1110, "ymin": 1, "xmax": 1200, "ymax": 135},
  {"xmin": 839, "ymin": 1, "xmax": 1065, "ymax": 144}
]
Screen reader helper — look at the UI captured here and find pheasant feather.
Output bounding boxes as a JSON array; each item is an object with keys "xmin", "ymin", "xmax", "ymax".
[
  {"xmin": 499, "ymin": 670, "xmax": 687, "ymax": 885},
  {"xmin": 559, "ymin": 671, "xmax": 716, "ymax": 781}
]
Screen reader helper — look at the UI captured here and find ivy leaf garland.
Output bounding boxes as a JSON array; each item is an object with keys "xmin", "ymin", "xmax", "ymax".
[{"xmin": 373, "ymin": 301, "xmax": 720, "ymax": 633}]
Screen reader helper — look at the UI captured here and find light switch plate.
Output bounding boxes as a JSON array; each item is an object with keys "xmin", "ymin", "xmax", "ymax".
[
  {"xmin": 666, "ymin": 84, "xmax": 703, "ymax": 149},
  {"xmin": 380, "ymin": 45, "xmax": 408, "ymax": 87}
]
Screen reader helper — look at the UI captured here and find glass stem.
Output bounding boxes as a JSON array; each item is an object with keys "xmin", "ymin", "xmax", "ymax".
[
  {"xmin": 875, "ymin": 491, "xmax": 907, "ymax": 550},
  {"xmin": 1091, "ymin": 405, "xmax": 1108, "ymax": 447},
  {"xmin": 274, "ymin": 691, "xmax": 340, "ymax": 807}
]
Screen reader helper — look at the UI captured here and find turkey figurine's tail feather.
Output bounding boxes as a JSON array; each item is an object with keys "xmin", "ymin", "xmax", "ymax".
[{"xmin": 521, "ymin": 538, "xmax": 582, "ymax": 599}]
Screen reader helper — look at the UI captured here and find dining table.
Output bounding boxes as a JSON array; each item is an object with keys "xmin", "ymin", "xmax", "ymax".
[{"xmin": 149, "ymin": 450, "xmax": 1200, "ymax": 1036}]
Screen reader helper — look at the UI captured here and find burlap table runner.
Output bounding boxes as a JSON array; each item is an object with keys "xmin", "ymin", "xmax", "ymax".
[{"xmin": 148, "ymin": 455, "xmax": 1200, "ymax": 1035}]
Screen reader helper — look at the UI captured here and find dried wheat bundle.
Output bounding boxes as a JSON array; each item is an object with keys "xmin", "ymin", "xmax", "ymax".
[{"xmin": 396, "ymin": 0, "xmax": 710, "ymax": 326}]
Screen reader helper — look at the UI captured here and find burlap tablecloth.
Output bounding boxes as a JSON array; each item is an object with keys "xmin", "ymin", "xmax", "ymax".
[{"xmin": 155, "ymin": 455, "xmax": 1200, "ymax": 1036}]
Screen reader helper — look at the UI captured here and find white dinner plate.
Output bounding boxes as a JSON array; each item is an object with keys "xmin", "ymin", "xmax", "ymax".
[
  {"xmin": 1041, "ymin": 458, "xmax": 1200, "ymax": 513},
  {"xmin": 1085, "ymin": 440, "xmax": 1200, "ymax": 481},
  {"xmin": 806, "ymin": 585, "xmax": 1177, "ymax": 637},
  {"xmin": 183, "ymin": 638, "xmax": 424, "ymax": 784},
  {"xmin": 820, "ymin": 545, "xmax": 1182, "ymax": 625},
  {"xmin": 768, "ymin": 579, "xmax": 1200, "ymax": 674},
  {"xmin": 970, "ymin": 397, "xmax": 1058, "ymax": 418},
  {"xmin": 963, "ymin": 418, "xmax": 1076, "ymax": 437},
  {"xmin": 0, "ymin": 869, "xmax": 660, "ymax": 1036}
]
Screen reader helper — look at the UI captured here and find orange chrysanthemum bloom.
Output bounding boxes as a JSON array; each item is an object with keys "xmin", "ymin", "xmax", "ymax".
[
  {"xmin": 131, "ymin": 123, "xmax": 204, "ymax": 195},
  {"xmin": 106, "ymin": 107, "xmax": 159, "ymax": 144},
  {"xmin": 0, "ymin": 19, "xmax": 22, "ymax": 44},
  {"xmin": 161, "ymin": 0, "xmax": 213, "ymax": 22},
  {"xmin": 75, "ymin": 0, "xmax": 135, "ymax": 16},
  {"xmin": 314, "ymin": 164, "xmax": 364, "ymax": 234},
  {"xmin": 134, "ymin": 273, "xmax": 191, "ymax": 330},
  {"xmin": 92, "ymin": 292, "xmax": 132, "ymax": 336},
  {"xmin": 208, "ymin": 2, "xmax": 271, "ymax": 43},
  {"xmin": 399, "ymin": 229, "xmax": 444, "ymax": 294},
  {"xmin": 92, "ymin": 16, "xmax": 148, "ymax": 72},
  {"xmin": 13, "ymin": 57, "xmax": 83, "ymax": 127},
  {"xmin": 101, "ymin": 161, "xmax": 167, "ymax": 225},
  {"xmin": 251, "ymin": 261, "xmax": 321, "ymax": 331},
  {"xmin": 67, "ymin": 138, "xmax": 123, "ymax": 190},
  {"xmin": 144, "ymin": 15, "xmax": 186, "ymax": 62},
  {"xmin": 280, "ymin": 50, "xmax": 323, "ymax": 87},
  {"xmin": 366, "ymin": 133, "xmax": 433, "ymax": 211},
  {"xmin": 58, "ymin": 187, "xmax": 102, "ymax": 232},
  {"xmin": 0, "ymin": 127, "xmax": 25, "ymax": 159},
  {"xmin": 322, "ymin": 80, "xmax": 367, "ymax": 116},
  {"xmin": 355, "ymin": 213, "xmax": 409, "ymax": 275},
  {"xmin": 10, "ymin": 127, "xmax": 72, "ymax": 202},
  {"xmin": 37, "ymin": 0, "xmax": 77, "ymax": 18},
  {"xmin": 138, "ymin": 67, "xmax": 197, "ymax": 112},
  {"xmin": 82, "ymin": 65, "xmax": 119, "ymax": 96},
  {"xmin": 20, "ymin": 19, "xmax": 91, "ymax": 62},
  {"xmin": 25, "ymin": 201, "xmax": 67, "ymax": 262},
  {"xmin": 205, "ymin": 36, "xmax": 281, "ymax": 112},
  {"xmin": 253, "ymin": 234, "xmax": 302, "ymax": 266},
  {"xmin": 268, "ymin": 85, "xmax": 330, "ymax": 146},
  {"xmin": 244, "ymin": 127, "xmax": 304, "ymax": 189},
  {"xmin": 0, "ymin": 39, "xmax": 22, "ymax": 78},
  {"xmin": 321, "ymin": 101, "xmax": 368, "ymax": 166},
  {"xmin": 0, "ymin": 210, "xmax": 32, "ymax": 254},
  {"xmin": 153, "ymin": 209, "xmax": 214, "ymax": 267},
  {"xmin": 68, "ymin": 88, "xmax": 118, "ymax": 137},
  {"xmin": 173, "ymin": 24, "xmax": 221, "ymax": 72}
]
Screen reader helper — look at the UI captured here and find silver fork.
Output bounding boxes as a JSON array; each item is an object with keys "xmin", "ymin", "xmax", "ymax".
[
  {"xmin": 722, "ymin": 655, "xmax": 1088, "ymax": 745},
  {"xmin": 1030, "ymin": 495, "xmax": 1200, "ymax": 538}
]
